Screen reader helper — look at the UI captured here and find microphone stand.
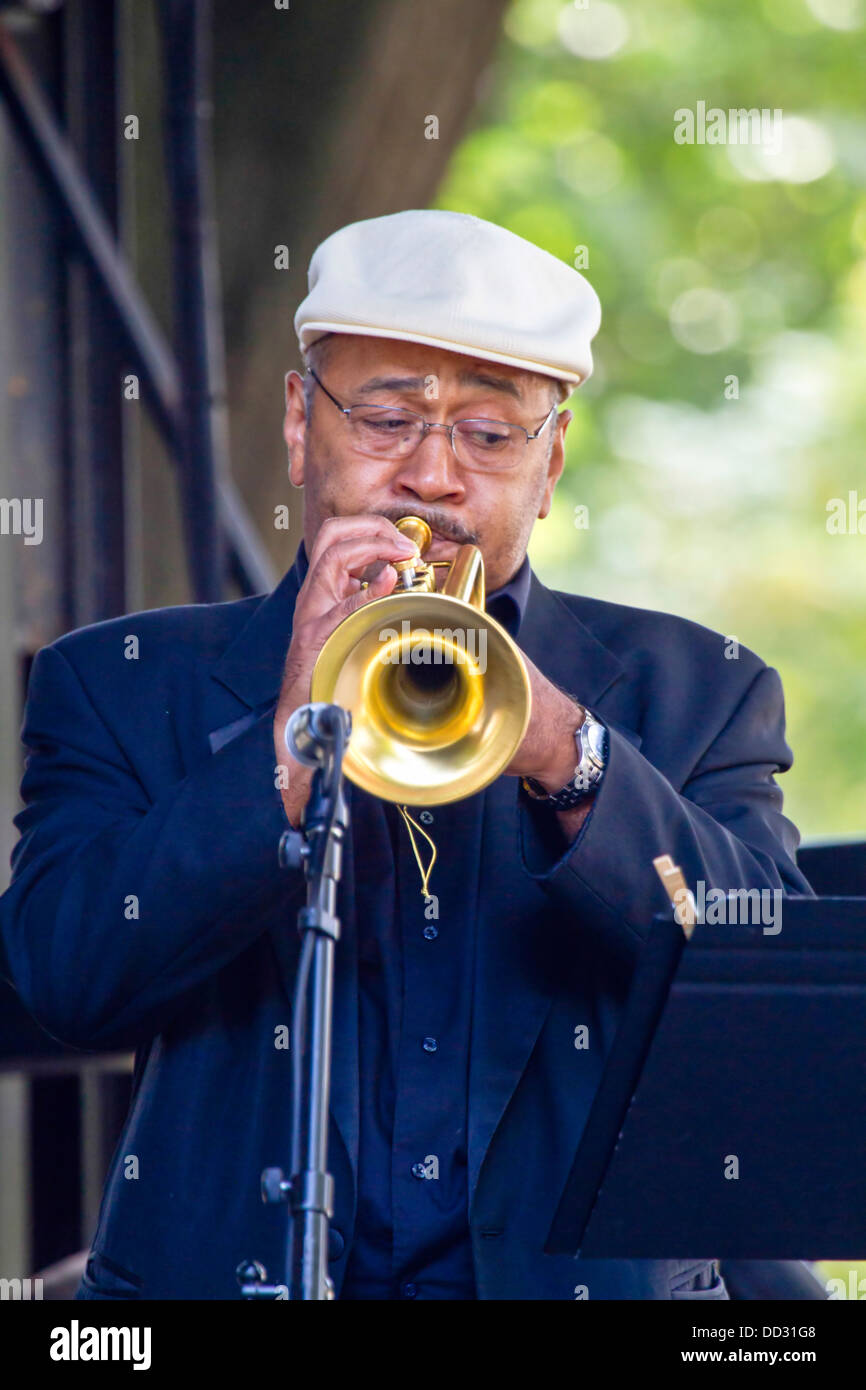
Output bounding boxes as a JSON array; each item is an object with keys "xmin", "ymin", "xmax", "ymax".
[{"xmin": 237, "ymin": 703, "xmax": 350, "ymax": 1302}]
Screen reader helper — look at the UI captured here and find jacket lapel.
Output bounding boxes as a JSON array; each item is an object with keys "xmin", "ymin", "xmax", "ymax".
[
  {"xmin": 469, "ymin": 572, "xmax": 641, "ymax": 1197},
  {"xmin": 209, "ymin": 562, "xmax": 302, "ymax": 711}
]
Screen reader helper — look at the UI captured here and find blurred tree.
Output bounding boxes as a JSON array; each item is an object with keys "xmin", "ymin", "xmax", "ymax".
[{"xmin": 436, "ymin": 0, "xmax": 866, "ymax": 842}]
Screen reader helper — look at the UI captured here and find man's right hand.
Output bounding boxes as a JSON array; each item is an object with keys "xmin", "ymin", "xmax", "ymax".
[{"xmin": 272, "ymin": 514, "xmax": 420, "ymax": 827}]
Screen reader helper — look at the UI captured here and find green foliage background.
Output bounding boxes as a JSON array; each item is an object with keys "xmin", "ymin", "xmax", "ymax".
[{"xmin": 436, "ymin": 0, "xmax": 866, "ymax": 844}]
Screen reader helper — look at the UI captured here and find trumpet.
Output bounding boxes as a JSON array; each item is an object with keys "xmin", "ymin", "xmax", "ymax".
[{"xmin": 309, "ymin": 516, "xmax": 531, "ymax": 806}]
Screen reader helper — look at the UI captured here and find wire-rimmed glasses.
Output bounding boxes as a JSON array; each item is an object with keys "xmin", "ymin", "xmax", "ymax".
[{"xmin": 308, "ymin": 368, "xmax": 556, "ymax": 472}]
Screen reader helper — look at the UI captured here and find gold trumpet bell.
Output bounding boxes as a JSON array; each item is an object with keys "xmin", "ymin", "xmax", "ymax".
[{"xmin": 309, "ymin": 520, "xmax": 532, "ymax": 807}]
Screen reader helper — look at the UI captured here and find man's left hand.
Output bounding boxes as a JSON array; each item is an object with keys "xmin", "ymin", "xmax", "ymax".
[{"xmin": 505, "ymin": 651, "xmax": 586, "ymax": 792}]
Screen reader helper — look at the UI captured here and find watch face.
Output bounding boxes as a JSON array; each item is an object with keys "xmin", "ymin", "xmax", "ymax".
[{"xmin": 585, "ymin": 719, "xmax": 607, "ymax": 766}]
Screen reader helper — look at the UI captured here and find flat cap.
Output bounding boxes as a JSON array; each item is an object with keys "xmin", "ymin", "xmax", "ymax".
[{"xmin": 294, "ymin": 210, "xmax": 601, "ymax": 387}]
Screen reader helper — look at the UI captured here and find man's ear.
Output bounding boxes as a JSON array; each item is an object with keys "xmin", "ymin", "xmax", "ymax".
[
  {"xmin": 537, "ymin": 409, "xmax": 572, "ymax": 519},
  {"xmin": 283, "ymin": 370, "xmax": 307, "ymax": 487}
]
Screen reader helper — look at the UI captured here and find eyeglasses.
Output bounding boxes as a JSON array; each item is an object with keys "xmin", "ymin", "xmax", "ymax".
[{"xmin": 307, "ymin": 368, "xmax": 557, "ymax": 472}]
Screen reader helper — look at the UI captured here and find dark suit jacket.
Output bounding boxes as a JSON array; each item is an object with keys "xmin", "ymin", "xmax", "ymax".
[{"xmin": 0, "ymin": 562, "xmax": 814, "ymax": 1299}]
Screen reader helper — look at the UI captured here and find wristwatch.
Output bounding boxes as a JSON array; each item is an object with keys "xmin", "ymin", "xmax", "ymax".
[{"xmin": 521, "ymin": 706, "xmax": 608, "ymax": 810}]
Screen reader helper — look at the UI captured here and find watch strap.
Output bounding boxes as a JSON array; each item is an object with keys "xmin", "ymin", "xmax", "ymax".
[{"xmin": 521, "ymin": 707, "xmax": 607, "ymax": 808}]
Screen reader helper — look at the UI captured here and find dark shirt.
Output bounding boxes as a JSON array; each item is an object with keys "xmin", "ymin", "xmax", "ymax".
[{"xmin": 290, "ymin": 536, "xmax": 531, "ymax": 1300}]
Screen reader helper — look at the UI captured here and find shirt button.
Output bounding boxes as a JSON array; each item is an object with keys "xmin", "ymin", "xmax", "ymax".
[
  {"xmin": 411, "ymin": 1162, "xmax": 427, "ymax": 1180},
  {"xmin": 422, "ymin": 1036, "xmax": 438, "ymax": 1053},
  {"xmin": 423, "ymin": 924, "xmax": 438, "ymax": 940},
  {"xmin": 328, "ymin": 1227, "xmax": 345, "ymax": 1260},
  {"xmin": 401, "ymin": 1281, "xmax": 418, "ymax": 1299}
]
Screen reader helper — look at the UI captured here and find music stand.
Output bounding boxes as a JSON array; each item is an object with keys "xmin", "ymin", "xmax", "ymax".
[{"xmin": 546, "ymin": 894, "xmax": 866, "ymax": 1259}]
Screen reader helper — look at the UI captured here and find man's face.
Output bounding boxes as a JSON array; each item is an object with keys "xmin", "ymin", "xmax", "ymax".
[{"xmin": 282, "ymin": 334, "xmax": 572, "ymax": 591}]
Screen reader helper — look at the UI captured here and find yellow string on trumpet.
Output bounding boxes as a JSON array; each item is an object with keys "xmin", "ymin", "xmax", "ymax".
[{"xmin": 397, "ymin": 805, "xmax": 437, "ymax": 899}]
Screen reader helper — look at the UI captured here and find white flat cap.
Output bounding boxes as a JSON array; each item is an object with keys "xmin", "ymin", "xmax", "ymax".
[{"xmin": 294, "ymin": 210, "xmax": 601, "ymax": 387}]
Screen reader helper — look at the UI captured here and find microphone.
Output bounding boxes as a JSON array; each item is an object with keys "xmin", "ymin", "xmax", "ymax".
[{"xmin": 285, "ymin": 703, "xmax": 349, "ymax": 767}]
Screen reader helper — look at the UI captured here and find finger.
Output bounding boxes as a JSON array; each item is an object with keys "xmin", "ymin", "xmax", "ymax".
[
  {"xmin": 306, "ymin": 513, "xmax": 416, "ymax": 573},
  {"xmin": 300, "ymin": 534, "xmax": 417, "ymax": 620},
  {"xmin": 339, "ymin": 561, "xmax": 398, "ymax": 615},
  {"xmin": 286, "ymin": 563, "xmax": 400, "ymax": 683},
  {"xmin": 306, "ymin": 520, "xmax": 418, "ymax": 589},
  {"xmin": 313, "ymin": 562, "xmax": 400, "ymax": 636}
]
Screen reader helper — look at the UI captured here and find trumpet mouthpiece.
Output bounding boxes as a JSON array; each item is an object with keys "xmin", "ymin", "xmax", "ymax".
[{"xmin": 395, "ymin": 515, "xmax": 432, "ymax": 554}]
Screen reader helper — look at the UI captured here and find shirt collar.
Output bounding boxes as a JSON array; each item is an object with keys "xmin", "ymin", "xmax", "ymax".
[{"xmin": 291, "ymin": 538, "xmax": 530, "ymax": 640}]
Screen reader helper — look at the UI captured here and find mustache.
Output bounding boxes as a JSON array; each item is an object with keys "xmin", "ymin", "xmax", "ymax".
[{"xmin": 377, "ymin": 507, "xmax": 478, "ymax": 547}]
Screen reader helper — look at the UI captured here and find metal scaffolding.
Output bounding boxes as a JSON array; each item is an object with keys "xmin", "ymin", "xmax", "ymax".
[{"xmin": 0, "ymin": 0, "xmax": 276, "ymax": 618}]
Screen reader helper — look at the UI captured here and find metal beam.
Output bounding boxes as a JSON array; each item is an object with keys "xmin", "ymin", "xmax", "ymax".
[
  {"xmin": 0, "ymin": 17, "xmax": 276, "ymax": 597},
  {"xmin": 64, "ymin": 0, "xmax": 128, "ymax": 624},
  {"xmin": 160, "ymin": 0, "xmax": 225, "ymax": 602}
]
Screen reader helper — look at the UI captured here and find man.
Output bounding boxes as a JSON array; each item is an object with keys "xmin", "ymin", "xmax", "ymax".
[{"xmin": 0, "ymin": 210, "xmax": 813, "ymax": 1300}]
